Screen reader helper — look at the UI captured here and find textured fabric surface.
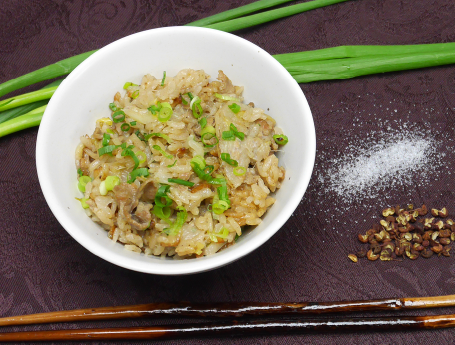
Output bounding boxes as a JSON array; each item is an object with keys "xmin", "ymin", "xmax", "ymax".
[{"xmin": 1, "ymin": 0, "xmax": 455, "ymax": 343}]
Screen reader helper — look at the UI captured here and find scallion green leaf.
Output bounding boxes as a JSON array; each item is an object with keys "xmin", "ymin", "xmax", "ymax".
[
  {"xmin": 102, "ymin": 133, "xmax": 110, "ymax": 146},
  {"xmin": 130, "ymin": 121, "xmax": 136, "ymax": 126},
  {"xmin": 233, "ymin": 166, "xmax": 246, "ymax": 176},
  {"xmin": 98, "ymin": 145, "xmax": 117, "ymax": 156},
  {"xmin": 121, "ymin": 148, "xmax": 140, "ymax": 170},
  {"xmin": 158, "ymin": 102, "xmax": 173, "ymax": 122},
  {"xmin": 105, "ymin": 175, "xmax": 120, "ymax": 191},
  {"xmin": 153, "ymin": 205, "xmax": 172, "ymax": 219},
  {"xmin": 221, "ymin": 152, "xmax": 238, "ymax": 166},
  {"xmin": 121, "ymin": 123, "xmax": 131, "ymax": 131},
  {"xmin": 155, "ymin": 185, "xmax": 172, "ymax": 207},
  {"xmin": 161, "ymin": 71, "xmax": 166, "ymax": 86},
  {"xmin": 273, "ymin": 134, "xmax": 288, "ymax": 145},
  {"xmin": 228, "ymin": 103, "xmax": 241, "ymax": 114},
  {"xmin": 78, "ymin": 176, "xmax": 92, "ymax": 193},
  {"xmin": 128, "ymin": 167, "xmax": 149, "ymax": 183},
  {"xmin": 201, "ymin": 132, "xmax": 219, "ymax": 148},
  {"xmin": 131, "ymin": 90, "xmax": 139, "ymax": 99},
  {"xmin": 199, "ymin": 117, "xmax": 207, "ymax": 129},
  {"xmin": 152, "ymin": 144, "xmax": 174, "ymax": 160},
  {"xmin": 168, "ymin": 178, "xmax": 195, "ymax": 187},
  {"xmin": 123, "ymin": 82, "xmax": 137, "ymax": 89},
  {"xmin": 163, "ymin": 206, "xmax": 187, "ymax": 236},
  {"xmin": 109, "ymin": 103, "xmax": 118, "ymax": 111},
  {"xmin": 77, "ymin": 168, "xmax": 83, "ymax": 177},
  {"xmin": 144, "ymin": 132, "xmax": 172, "ymax": 143},
  {"xmin": 112, "ymin": 110, "xmax": 125, "ymax": 123}
]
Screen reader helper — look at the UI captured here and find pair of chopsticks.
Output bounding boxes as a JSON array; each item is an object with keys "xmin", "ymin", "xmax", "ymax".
[{"xmin": 1, "ymin": 295, "xmax": 455, "ymax": 341}]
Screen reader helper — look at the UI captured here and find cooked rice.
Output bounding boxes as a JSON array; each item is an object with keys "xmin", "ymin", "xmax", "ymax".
[{"xmin": 75, "ymin": 69, "xmax": 285, "ymax": 258}]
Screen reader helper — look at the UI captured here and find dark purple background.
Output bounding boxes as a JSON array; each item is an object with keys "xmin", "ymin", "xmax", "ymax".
[{"xmin": 2, "ymin": 0, "xmax": 455, "ymax": 343}]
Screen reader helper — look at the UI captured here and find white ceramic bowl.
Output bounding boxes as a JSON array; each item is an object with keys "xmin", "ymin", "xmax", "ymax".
[{"xmin": 36, "ymin": 26, "xmax": 315, "ymax": 275}]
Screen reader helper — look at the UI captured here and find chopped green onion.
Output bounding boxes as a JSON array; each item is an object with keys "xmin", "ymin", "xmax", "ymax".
[
  {"xmin": 153, "ymin": 205, "xmax": 172, "ymax": 220},
  {"xmin": 190, "ymin": 96, "xmax": 203, "ymax": 118},
  {"xmin": 78, "ymin": 176, "xmax": 92, "ymax": 193},
  {"xmin": 105, "ymin": 175, "xmax": 120, "ymax": 191},
  {"xmin": 135, "ymin": 150, "xmax": 147, "ymax": 165},
  {"xmin": 168, "ymin": 178, "xmax": 195, "ymax": 187},
  {"xmin": 190, "ymin": 155, "xmax": 206, "ymax": 169},
  {"xmin": 163, "ymin": 206, "xmax": 187, "ymax": 236},
  {"xmin": 199, "ymin": 117, "xmax": 207, "ymax": 129},
  {"xmin": 130, "ymin": 121, "xmax": 136, "ymax": 126},
  {"xmin": 123, "ymin": 82, "xmax": 137, "ymax": 89},
  {"xmin": 221, "ymin": 153, "xmax": 238, "ymax": 166},
  {"xmin": 131, "ymin": 90, "xmax": 139, "ymax": 99},
  {"xmin": 187, "ymin": 92, "xmax": 194, "ymax": 100},
  {"xmin": 148, "ymin": 103, "xmax": 162, "ymax": 115},
  {"xmin": 135, "ymin": 130, "xmax": 146, "ymax": 141},
  {"xmin": 128, "ymin": 167, "xmax": 149, "ymax": 183},
  {"xmin": 230, "ymin": 123, "xmax": 245, "ymax": 140},
  {"xmin": 181, "ymin": 94, "xmax": 189, "ymax": 105},
  {"xmin": 228, "ymin": 103, "xmax": 241, "ymax": 114},
  {"xmin": 273, "ymin": 134, "xmax": 288, "ymax": 145},
  {"xmin": 215, "ymin": 93, "xmax": 241, "ymax": 102},
  {"xmin": 98, "ymin": 145, "xmax": 117, "ymax": 156},
  {"xmin": 121, "ymin": 148, "xmax": 140, "ymax": 170},
  {"xmin": 112, "ymin": 110, "xmax": 125, "ymax": 123},
  {"xmin": 121, "ymin": 123, "xmax": 130, "ymax": 131},
  {"xmin": 209, "ymin": 227, "xmax": 230, "ymax": 242},
  {"xmin": 201, "ymin": 132, "xmax": 219, "ymax": 148},
  {"xmin": 102, "ymin": 133, "xmax": 110, "ymax": 146},
  {"xmin": 155, "ymin": 185, "xmax": 172, "ymax": 207},
  {"xmin": 167, "ymin": 160, "xmax": 177, "ymax": 168},
  {"xmin": 144, "ymin": 132, "xmax": 172, "ymax": 143},
  {"xmin": 201, "ymin": 125, "xmax": 215, "ymax": 137},
  {"xmin": 234, "ymin": 234, "xmax": 240, "ymax": 241},
  {"xmin": 221, "ymin": 130, "xmax": 235, "ymax": 141},
  {"xmin": 106, "ymin": 128, "xmax": 115, "ymax": 135},
  {"xmin": 77, "ymin": 168, "xmax": 83, "ymax": 177},
  {"xmin": 158, "ymin": 102, "xmax": 173, "ymax": 122},
  {"xmin": 213, "ymin": 200, "xmax": 230, "ymax": 215},
  {"xmin": 152, "ymin": 145, "xmax": 173, "ymax": 160},
  {"xmin": 109, "ymin": 103, "xmax": 118, "ymax": 111},
  {"xmin": 99, "ymin": 181, "xmax": 108, "ymax": 195},
  {"xmin": 161, "ymin": 71, "xmax": 166, "ymax": 86},
  {"xmin": 233, "ymin": 166, "xmax": 246, "ymax": 176},
  {"xmin": 80, "ymin": 197, "xmax": 90, "ymax": 209}
]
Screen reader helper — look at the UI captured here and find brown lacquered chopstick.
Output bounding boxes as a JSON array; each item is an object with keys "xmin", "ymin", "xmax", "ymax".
[
  {"xmin": 1, "ymin": 314, "xmax": 455, "ymax": 342},
  {"xmin": 1, "ymin": 295, "xmax": 455, "ymax": 327}
]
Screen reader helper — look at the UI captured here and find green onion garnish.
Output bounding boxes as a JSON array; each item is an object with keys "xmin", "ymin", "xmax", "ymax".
[
  {"xmin": 106, "ymin": 128, "xmax": 115, "ymax": 135},
  {"xmin": 180, "ymin": 94, "xmax": 189, "ymax": 105},
  {"xmin": 152, "ymin": 145, "xmax": 173, "ymax": 160},
  {"xmin": 234, "ymin": 234, "xmax": 240, "ymax": 241},
  {"xmin": 163, "ymin": 206, "xmax": 187, "ymax": 236},
  {"xmin": 121, "ymin": 123, "xmax": 130, "ymax": 131},
  {"xmin": 213, "ymin": 200, "xmax": 230, "ymax": 215},
  {"xmin": 161, "ymin": 71, "xmax": 166, "ymax": 86},
  {"xmin": 228, "ymin": 103, "xmax": 241, "ymax": 114},
  {"xmin": 155, "ymin": 185, "xmax": 172, "ymax": 207},
  {"xmin": 214, "ymin": 93, "xmax": 240, "ymax": 102},
  {"xmin": 209, "ymin": 227, "xmax": 230, "ymax": 242},
  {"xmin": 80, "ymin": 197, "xmax": 90, "ymax": 209},
  {"xmin": 153, "ymin": 205, "xmax": 172, "ymax": 220},
  {"xmin": 148, "ymin": 103, "xmax": 162, "ymax": 115},
  {"xmin": 78, "ymin": 176, "xmax": 92, "ymax": 193},
  {"xmin": 131, "ymin": 90, "xmax": 139, "ymax": 99},
  {"xmin": 168, "ymin": 178, "xmax": 195, "ymax": 187},
  {"xmin": 128, "ymin": 167, "xmax": 149, "ymax": 183},
  {"xmin": 135, "ymin": 151, "xmax": 147, "ymax": 165},
  {"xmin": 98, "ymin": 145, "xmax": 117, "ymax": 156},
  {"xmin": 221, "ymin": 153, "xmax": 238, "ymax": 166},
  {"xmin": 130, "ymin": 121, "xmax": 136, "ymax": 126},
  {"xmin": 190, "ymin": 96, "xmax": 203, "ymax": 118},
  {"xmin": 233, "ymin": 166, "xmax": 246, "ymax": 176},
  {"xmin": 158, "ymin": 102, "xmax": 173, "ymax": 122},
  {"xmin": 109, "ymin": 103, "xmax": 117, "ymax": 111},
  {"xmin": 144, "ymin": 132, "xmax": 172, "ymax": 143},
  {"xmin": 121, "ymin": 148, "xmax": 140, "ymax": 170},
  {"xmin": 221, "ymin": 131, "xmax": 235, "ymax": 141},
  {"xmin": 77, "ymin": 168, "xmax": 83, "ymax": 177},
  {"xmin": 273, "ymin": 134, "xmax": 288, "ymax": 145},
  {"xmin": 102, "ymin": 133, "xmax": 110, "ymax": 146},
  {"xmin": 230, "ymin": 123, "xmax": 245, "ymax": 140},
  {"xmin": 123, "ymin": 82, "xmax": 137, "ymax": 89},
  {"xmin": 105, "ymin": 175, "xmax": 120, "ymax": 191},
  {"xmin": 221, "ymin": 123, "xmax": 245, "ymax": 141},
  {"xmin": 135, "ymin": 130, "xmax": 146, "ymax": 142},
  {"xmin": 199, "ymin": 117, "xmax": 207, "ymax": 129},
  {"xmin": 201, "ymin": 132, "xmax": 218, "ymax": 148},
  {"xmin": 201, "ymin": 124, "xmax": 215, "ymax": 137},
  {"xmin": 112, "ymin": 110, "xmax": 125, "ymax": 123},
  {"xmin": 167, "ymin": 160, "xmax": 177, "ymax": 168},
  {"xmin": 187, "ymin": 92, "xmax": 194, "ymax": 100}
]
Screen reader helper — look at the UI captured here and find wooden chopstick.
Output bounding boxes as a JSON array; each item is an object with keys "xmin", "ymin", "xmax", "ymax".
[
  {"xmin": 1, "ymin": 294, "xmax": 455, "ymax": 327},
  {"xmin": 1, "ymin": 314, "xmax": 455, "ymax": 342}
]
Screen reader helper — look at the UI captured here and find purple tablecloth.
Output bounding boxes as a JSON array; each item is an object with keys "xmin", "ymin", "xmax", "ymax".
[{"xmin": 2, "ymin": 0, "xmax": 455, "ymax": 343}]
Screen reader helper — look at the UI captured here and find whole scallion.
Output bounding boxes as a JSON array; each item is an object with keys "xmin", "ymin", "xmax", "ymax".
[{"xmin": 0, "ymin": 105, "xmax": 47, "ymax": 138}]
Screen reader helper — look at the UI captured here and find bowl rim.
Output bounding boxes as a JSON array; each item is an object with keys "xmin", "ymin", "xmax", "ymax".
[{"xmin": 36, "ymin": 26, "xmax": 316, "ymax": 275}]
